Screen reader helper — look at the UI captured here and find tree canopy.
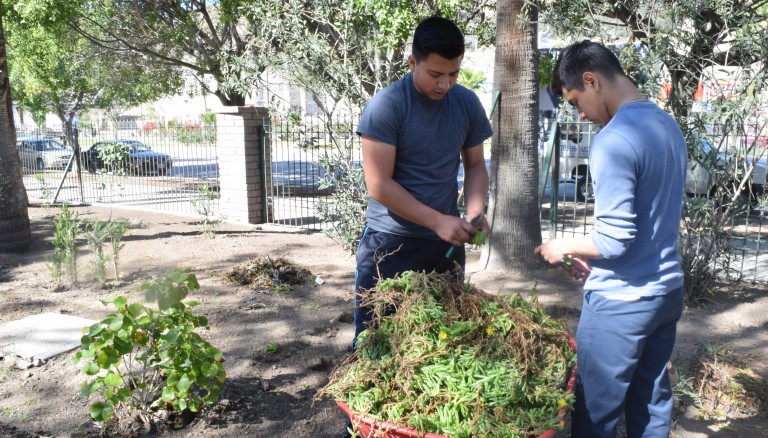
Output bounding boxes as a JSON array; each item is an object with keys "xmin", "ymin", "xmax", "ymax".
[
  {"xmin": 238, "ymin": 0, "xmax": 496, "ymax": 110},
  {"xmin": 4, "ymin": 0, "xmax": 183, "ymax": 128},
  {"xmin": 5, "ymin": 0, "xmax": 495, "ymax": 109},
  {"xmin": 533, "ymin": 0, "xmax": 768, "ymax": 119}
]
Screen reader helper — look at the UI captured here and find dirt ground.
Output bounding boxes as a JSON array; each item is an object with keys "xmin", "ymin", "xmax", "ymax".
[{"xmin": 0, "ymin": 203, "xmax": 766, "ymax": 438}]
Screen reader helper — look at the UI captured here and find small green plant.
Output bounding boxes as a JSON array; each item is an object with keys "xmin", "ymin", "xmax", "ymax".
[
  {"xmin": 109, "ymin": 221, "xmax": 129, "ymax": 280},
  {"xmin": 75, "ymin": 269, "xmax": 225, "ymax": 430},
  {"xmin": 265, "ymin": 343, "xmax": 279, "ymax": 353},
  {"xmin": 84, "ymin": 221, "xmax": 111, "ymax": 284},
  {"xmin": 316, "ymin": 148, "xmax": 368, "ymax": 253},
  {"xmin": 83, "ymin": 220, "xmax": 129, "ymax": 285},
  {"xmin": 34, "ymin": 173, "xmax": 53, "ymax": 215},
  {"xmin": 190, "ymin": 183, "xmax": 221, "ymax": 237},
  {"xmin": 97, "ymin": 141, "xmax": 129, "ymax": 175},
  {"xmin": 47, "ymin": 204, "xmax": 81, "ymax": 285}
]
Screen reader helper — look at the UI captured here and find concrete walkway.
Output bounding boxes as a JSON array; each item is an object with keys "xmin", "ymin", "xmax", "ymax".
[{"xmin": 0, "ymin": 312, "xmax": 96, "ymax": 367}]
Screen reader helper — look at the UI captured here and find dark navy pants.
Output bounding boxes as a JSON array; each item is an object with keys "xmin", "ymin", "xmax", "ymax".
[
  {"xmin": 571, "ymin": 287, "xmax": 684, "ymax": 438},
  {"xmin": 351, "ymin": 227, "xmax": 465, "ymax": 349}
]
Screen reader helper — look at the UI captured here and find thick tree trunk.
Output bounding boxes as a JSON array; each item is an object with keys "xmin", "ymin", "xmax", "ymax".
[
  {"xmin": 0, "ymin": 7, "xmax": 31, "ymax": 252},
  {"xmin": 480, "ymin": 0, "xmax": 542, "ymax": 273}
]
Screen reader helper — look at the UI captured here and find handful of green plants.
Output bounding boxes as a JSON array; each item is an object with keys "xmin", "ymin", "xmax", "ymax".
[{"xmin": 317, "ymin": 271, "xmax": 575, "ymax": 437}]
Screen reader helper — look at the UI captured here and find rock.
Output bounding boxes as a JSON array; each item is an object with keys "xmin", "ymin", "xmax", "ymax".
[{"xmin": 15, "ymin": 358, "xmax": 33, "ymax": 370}]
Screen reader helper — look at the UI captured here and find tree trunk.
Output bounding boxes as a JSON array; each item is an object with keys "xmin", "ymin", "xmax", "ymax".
[
  {"xmin": 214, "ymin": 89, "xmax": 246, "ymax": 107},
  {"xmin": 479, "ymin": 0, "xmax": 542, "ymax": 273},
  {"xmin": 0, "ymin": 6, "xmax": 31, "ymax": 252}
]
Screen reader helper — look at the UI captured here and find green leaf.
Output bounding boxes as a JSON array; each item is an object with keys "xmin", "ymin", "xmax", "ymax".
[
  {"xmin": 127, "ymin": 302, "xmax": 145, "ymax": 316},
  {"xmin": 174, "ymin": 398, "xmax": 188, "ymax": 411},
  {"xmin": 113, "ymin": 336, "xmax": 134, "ymax": 356},
  {"xmin": 80, "ymin": 380, "xmax": 101, "ymax": 397},
  {"xmin": 162, "ymin": 329, "xmax": 180, "ymax": 344},
  {"xmin": 177, "ymin": 374, "xmax": 192, "ymax": 392},
  {"xmin": 96, "ymin": 351, "xmax": 120, "ymax": 368},
  {"xmin": 161, "ymin": 386, "xmax": 176, "ymax": 402},
  {"xmin": 102, "ymin": 296, "xmax": 119, "ymax": 304},
  {"xmin": 166, "ymin": 373, "xmax": 180, "ymax": 387},
  {"xmin": 90, "ymin": 402, "xmax": 113, "ymax": 422},
  {"xmin": 82, "ymin": 361, "xmax": 101, "ymax": 376},
  {"xmin": 115, "ymin": 387, "xmax": 132, "ymax": 402},
  {"xmin": 105, "ymin": 315, "xmax": 123, "ymax": 331},
  {"xmin": 202, "ymin": 362, "xmax": 219, "ymax": 378},
  {"xmin": 104, "ymin": 372, "xmax": 122, "ymax": 387},
  {"xmin": 204, "ymin": 384, "xmax": 222, "ymax": 403}
]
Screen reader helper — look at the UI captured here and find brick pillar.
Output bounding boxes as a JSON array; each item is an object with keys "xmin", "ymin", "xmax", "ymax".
[{"xmin": 216, "ymin": 106, "xmax": 271, "ymax": 224}]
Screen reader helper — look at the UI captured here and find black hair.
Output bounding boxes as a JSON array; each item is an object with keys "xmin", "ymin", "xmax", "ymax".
[
  {"xmin": 550, "ymin": 40, "xmax": 626, "ymax": 97},
  {"xmin": 411, "ymin": 16, "xmax": 465, "ymax": 62}
]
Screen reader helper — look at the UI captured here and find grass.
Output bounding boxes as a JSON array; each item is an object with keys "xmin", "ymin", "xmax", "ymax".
[{"xmin": 302, "ymin": 301, "xmax": 326, "ymax": 310}]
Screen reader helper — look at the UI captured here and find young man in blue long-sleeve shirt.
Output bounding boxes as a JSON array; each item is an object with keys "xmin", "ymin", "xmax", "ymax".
[{"xmin": 534, "ymin": 41, "xmax": 687, "ymax": 438}]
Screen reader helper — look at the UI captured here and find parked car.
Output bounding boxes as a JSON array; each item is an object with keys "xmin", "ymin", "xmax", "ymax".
[
  {"xmin": 685, "ymin": 137, "xmax": 767, "ymax": 204},
  {"xmin": 16, "ymin": 137, "xmax": 73, "ymax": 170},
  {"xmin": 542, "ymin": 129, "xmax": 767, "ymax": 206},
  {"xmin": 83, "ymin": 139, "xmax": 172, "ymax": 175}
]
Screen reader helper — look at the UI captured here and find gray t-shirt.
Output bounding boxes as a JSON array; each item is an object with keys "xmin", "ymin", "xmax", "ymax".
[{"xmin": 356, "ymin": 73, "xmax": 493, "ymax": 238}]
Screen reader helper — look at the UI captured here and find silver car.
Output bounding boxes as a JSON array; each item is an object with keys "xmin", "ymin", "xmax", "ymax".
[{"xmin": 16, "ymin": 137, "xmax": 73, "ymax": 170}]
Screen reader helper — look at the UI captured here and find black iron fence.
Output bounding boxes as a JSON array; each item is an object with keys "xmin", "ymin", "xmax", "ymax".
[
  {"xmin": 18, "ymin": 121, "xmax": 219, "ymax": 218},
  {"xmin": 17, "ymin": 112, "xmax": 765, "ymax": 285},
  {"xmin": 262, "ymin": 112, "xmax": 362, "ymax": 231}
]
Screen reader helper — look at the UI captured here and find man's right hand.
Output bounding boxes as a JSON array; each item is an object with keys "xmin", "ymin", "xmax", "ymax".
[{"xmin": 434, "ymin": 214, "xmax": 476, "ymax": 247}]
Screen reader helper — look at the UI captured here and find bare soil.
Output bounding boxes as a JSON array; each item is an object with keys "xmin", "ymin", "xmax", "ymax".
[{"xmin": 0, "ymin": 204, "xmax": 766, "ymax": 438}]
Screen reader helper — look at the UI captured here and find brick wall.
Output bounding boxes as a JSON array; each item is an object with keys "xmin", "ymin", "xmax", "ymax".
[{"xmin": 216, "ymin": 106, "xmax": 271, "ymax": 224}]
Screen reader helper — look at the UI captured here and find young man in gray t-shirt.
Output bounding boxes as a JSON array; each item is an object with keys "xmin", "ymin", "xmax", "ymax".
[{"xmin": 352, "ymin": 16, "xmax": 493, "ymax": 344}]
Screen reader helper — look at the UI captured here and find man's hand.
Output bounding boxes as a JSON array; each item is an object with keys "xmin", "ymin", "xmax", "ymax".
[
  {"xmin": 562, "ymin": 257, "xmax": 590, "ymax": 281},
  {"xmin": 534, "ymin": 239, "xmax": 592, "ymax": 282},
  {"xmin": 434, "ymin": 215, "xmax": 478, "ymax": 247}
]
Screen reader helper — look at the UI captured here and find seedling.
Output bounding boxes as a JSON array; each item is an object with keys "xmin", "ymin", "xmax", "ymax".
[
  {"xmin": 191, "ymin": 183, "xmax": 221, "ymax": 237},
  {"xmin": 47, "ymin": 204, "xmax": 81, "ymax": 286}
]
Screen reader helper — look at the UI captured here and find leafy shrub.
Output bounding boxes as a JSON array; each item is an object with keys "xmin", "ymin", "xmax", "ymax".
[
  {"xmin": 96, "ymin": 141, "xmax": 130, "ymax": 175},
  {"xmin": 75, "ymin": 269, "xmax": 225, "ymax": 431}
]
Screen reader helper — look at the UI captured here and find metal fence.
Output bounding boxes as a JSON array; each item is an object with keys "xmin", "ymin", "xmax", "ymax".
[
  {"xmin": 263, "ymin": 113, "xmax": 362, "ymax": 231},
  {"xmin": 18, "ymin": 122, "xmax": 219, "ymax": 218},
  {"xmin": 17, "ymin": 113, "xmax": 765, "ymax": 285}
]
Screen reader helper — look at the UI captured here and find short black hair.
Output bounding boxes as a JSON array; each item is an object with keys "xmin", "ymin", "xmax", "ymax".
[
  {"xmin": 412, "ymin": 16, "xmax": 464, "ymax": 62},
  {"xmin": 551, "ymin": 40, "xmax": 626, "ymax": 97}
]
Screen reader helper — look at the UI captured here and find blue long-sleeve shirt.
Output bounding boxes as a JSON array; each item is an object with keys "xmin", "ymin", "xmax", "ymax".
[{"xmin": 586, "ymin": 101, "xmax": 687, "ymax": 296}]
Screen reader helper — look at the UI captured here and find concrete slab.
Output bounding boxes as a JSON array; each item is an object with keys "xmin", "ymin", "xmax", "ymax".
[{"xmin": 0, "ymin": 312, "xmax": 96, "ymax": 362}]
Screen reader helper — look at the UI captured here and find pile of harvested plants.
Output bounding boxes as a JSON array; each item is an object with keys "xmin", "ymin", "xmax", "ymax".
[{"xmin": 317, "ymin": 270, "xmax": 576, "ymax": 437}]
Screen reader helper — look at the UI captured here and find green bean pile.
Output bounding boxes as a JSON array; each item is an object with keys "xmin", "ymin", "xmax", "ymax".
[{"xmin": 317, "ymin": 271, "xmax": 576, "ymax": 437}]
